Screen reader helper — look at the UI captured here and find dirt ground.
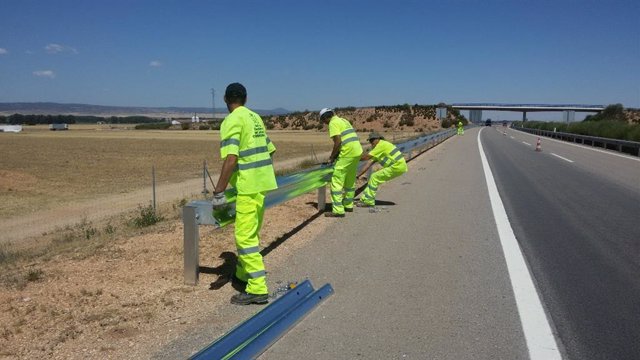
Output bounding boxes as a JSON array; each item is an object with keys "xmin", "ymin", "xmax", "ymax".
[{"xmin": 0, "ymin": 185, "xmax": 350, "ymax": 359}]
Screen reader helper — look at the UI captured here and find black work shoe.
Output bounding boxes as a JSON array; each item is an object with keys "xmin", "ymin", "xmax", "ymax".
[
  {"xmin": 344, "ymin": 208, "xmax": 354, "ymax": 212},
  {"xmin": 231, "ymin": 292, "xmax": 268, "ymax": 305},
  {"xmin": 324, "ymin": 212, "xmax": 345, "ymax": 218}
]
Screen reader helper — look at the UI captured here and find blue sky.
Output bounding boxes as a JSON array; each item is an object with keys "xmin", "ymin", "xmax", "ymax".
[{"xmin": 0, "ymin": 0, "xmax": 638, "ymax": 118}]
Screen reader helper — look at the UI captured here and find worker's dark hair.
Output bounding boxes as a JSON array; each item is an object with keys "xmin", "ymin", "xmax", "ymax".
[{"xmin": 224, "ymin": 83, "xmax": 247, "ymax": 105}]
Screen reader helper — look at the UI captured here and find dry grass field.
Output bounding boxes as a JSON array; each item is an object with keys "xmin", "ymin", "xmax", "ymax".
[
  {"xmin": 0, "ymin": 125, "xmax": 337, "ymax": 219},
  {"xmin": 0, "ymin": 125, "xmax": 414, "ymax": 220}
]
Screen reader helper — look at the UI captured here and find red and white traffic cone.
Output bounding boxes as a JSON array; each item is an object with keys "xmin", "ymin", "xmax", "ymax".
[{"xmin": 535, "ymin": 137, "xmax": 542, "ymax": 152}]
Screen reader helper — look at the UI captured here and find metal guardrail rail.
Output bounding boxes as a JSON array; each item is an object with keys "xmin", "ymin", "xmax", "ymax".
[
  {"xmin": 183, "ymin": 128, "xmax": 457, "ymax": 285},
  {"xmin": 189, "ymin": 280, "xmax": 333, "ymax": 360},
  {"xmin": 513, "ymin": 126, "xmax": 640, "ymax": 156}
]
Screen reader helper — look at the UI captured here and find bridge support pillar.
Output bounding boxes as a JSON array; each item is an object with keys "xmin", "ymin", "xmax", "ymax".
[
  {"xmin": 563, "ymin": 110, "xmax": 575, "ymax": 123},
  {"xmin": 522, "ymin": 111, "xmax": 527, "ymax": 122},
  {"xmin": 469, "ymin": 110, "xmax": 482, "ymax": 123}
]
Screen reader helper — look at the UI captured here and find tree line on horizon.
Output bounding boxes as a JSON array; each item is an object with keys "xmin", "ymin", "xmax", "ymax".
[{"xmin": 0, "ymin": 114, "xmax": 159, "ymax": 125}]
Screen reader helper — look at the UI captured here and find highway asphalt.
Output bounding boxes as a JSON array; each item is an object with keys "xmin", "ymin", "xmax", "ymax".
[
  {"xmin": 481, "ymin": 126, "xmax": 640, "ymax": 360},
  {"xmin": 260, "ymin": 128, "xmax": 529, "ymax": 359},
  {"xmin": 157, "ymin": 126, "xmax": 639, "ymax": 359}
]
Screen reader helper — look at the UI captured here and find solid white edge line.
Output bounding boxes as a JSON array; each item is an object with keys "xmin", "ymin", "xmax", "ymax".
[
  {"xmin": 522, "ymin": 141, "xmax": 532, "ymax": 146},
  {"xmin": 511, "ymin": 128, "xmax": 640, "ymax": 162},
  {"xmin": 478, "ymin": 128, "xmax": 562, "ymax": 360},
  {"xmin": 550, "ymin": 153, "xmax": 574, "ymax": 163}
]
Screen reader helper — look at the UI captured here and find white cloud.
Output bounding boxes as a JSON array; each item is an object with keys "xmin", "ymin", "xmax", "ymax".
[
  {"xmin": 149, "ymin": 60, "xmax": 162, "ymax": 67},
  {"xmin": 45, "ymin": 44, "xmax": 64, "ymax": 53},
  {"xmin": 45, "ymin": 43, "xmax": 78, "ymax": 54},
  {"xmin": 33, "ymin": 70, "xmax": 56, "ymax": 78},
  {"xmin": 0, "ymin": 48, "xmax": 7, "ymax": 55}
]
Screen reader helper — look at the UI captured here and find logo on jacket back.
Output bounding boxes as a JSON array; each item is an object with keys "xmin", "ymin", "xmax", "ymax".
[{"xmin": 250, "ymin": 113, "xmax": 265, "ymax": 138}]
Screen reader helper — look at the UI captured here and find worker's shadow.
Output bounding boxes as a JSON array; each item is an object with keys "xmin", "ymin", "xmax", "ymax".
[{"xmin": 202, "ymin": 252, "xmax": 245, "ymax": 292}]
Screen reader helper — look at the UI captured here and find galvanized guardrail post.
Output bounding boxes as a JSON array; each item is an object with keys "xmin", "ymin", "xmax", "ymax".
[
  {"xmin": 183, "ymin": 204, "xmax": 199, "ymax": 285},
  {"xmin": 317, "ymin": 185, "xmax": 326, "ymax": 211}
]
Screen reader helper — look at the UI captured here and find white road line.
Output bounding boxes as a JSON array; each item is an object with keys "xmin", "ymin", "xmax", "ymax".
[
  {"xmin": 478, "ymin": 128, "xmax": 562, "ymax": 360},
  {"xmin": 512, "ymin": 128, "xmax": 640, "ymax": 162},
  {"xmin": 550, "ymin": 153, "xmax": 574, "ymax": 163},
  {"xmin": 522, "ymin": 141, "xmax": 532, "ymax": 146}
]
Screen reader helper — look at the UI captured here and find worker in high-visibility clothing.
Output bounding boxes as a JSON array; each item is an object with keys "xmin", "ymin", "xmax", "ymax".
[
  {"xmin": 457, "ymin": 121, "xmax": 464, "ymax": 135},
  {"xmin": 212, "ymin": 83, "xmax": 277, "ymax": 305},
  {"xmin": 356, "ymin": 132, "xmax": 408, "ymax": 207},
  {"xmin": 320, "ymin": 108, "xmax": 363, "ymax": 217}
]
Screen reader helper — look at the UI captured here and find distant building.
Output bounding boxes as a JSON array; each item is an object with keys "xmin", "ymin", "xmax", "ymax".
[
  {"xmin": 0, "ymin": 125, "xmax": 23, "ymax": 133},
  {"xmin": 49, "ymin": 123, "xmax": 69, "ymax": 131}
]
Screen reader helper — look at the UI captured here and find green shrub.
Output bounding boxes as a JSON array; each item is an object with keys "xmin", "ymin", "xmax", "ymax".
[
  {"xmin": 198, "ymin": 124, "xmax": 210, "ymax": 130},
  {"xmin": 131, "ymin": 205, "xmax": 164, "ymax": 228},
  {"xmin": 181, "ymin": 122, "xmax": 191, "ymax": 130},
  {"xmin": 26, "ymin": 269, "xmax": 44, "ymax": 282}
]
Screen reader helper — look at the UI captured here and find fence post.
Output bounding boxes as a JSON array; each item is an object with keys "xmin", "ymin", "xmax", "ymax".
[
  {"xmin": 317, "ymin": 185, "xmax": 326, "ymax": 212},
  {"xmin": 152, "ymin": 165, "xmax": 156, "ymax": 211},
  {"xmin": 183, "ymin": 205, "xmax": 199, "ymax": 285},
  {"xmin": 202, "ymin": 160, "xmax": 209, "ymax": 196}
]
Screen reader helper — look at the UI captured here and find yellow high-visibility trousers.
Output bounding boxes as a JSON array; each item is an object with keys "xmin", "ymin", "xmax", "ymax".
[
  {"xmin": 330, "ymin": 156, "xmax": 360, "ymax": 214},
  {"xmin": 361, "ymin": 164, "xmax": 407, "ymax": 205},
  {"xmin": 234, "ymin": 192, "xmax": 268, "ymax": 295}
]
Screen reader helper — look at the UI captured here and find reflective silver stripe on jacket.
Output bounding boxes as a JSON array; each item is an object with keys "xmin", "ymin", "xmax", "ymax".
[
  {"xmin": 393, "ymin": 152, "xmax": 404, "ymax": 161},
  {"xmin": 237, "ymin": 246, "xmax": 260, "ymax": 255},
  {"xmin": 237, "ymin": 158, "xmax": 273, "ymax": 170},
  {"xmin": 342, "ymin": 137, "xmax": 359, "ymax": 145},
  {"xmin": 341, "ymin": 128, "xmax": 356, "ymax": 137},
  {"xmin": 239, "ymin": 146, "xmax": 269, "ymax": 158},
  {"xmin": 221, "ymin": 138, "xmax": 240, "ymax": 147},
  {"xmin": 247, "ymin": 270, "xmax": 266, "ymax": 279}
]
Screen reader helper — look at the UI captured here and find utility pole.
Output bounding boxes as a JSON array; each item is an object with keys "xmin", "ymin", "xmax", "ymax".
[{"xmin": 210, "ymin": 88, "xmax": 215, "ymax": 120}]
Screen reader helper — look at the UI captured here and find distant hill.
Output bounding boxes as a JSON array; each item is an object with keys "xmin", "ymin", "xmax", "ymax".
[
  {"xmin": 0, "ymin": 102, "xmax": 290, "ymax": 117},
  {"xmin": 263, "ymin": 104, "xmax": 468, "ymax": 133}
]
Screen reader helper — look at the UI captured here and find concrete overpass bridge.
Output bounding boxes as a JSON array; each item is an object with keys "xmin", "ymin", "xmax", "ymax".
[{"xmin": 451, "ymin": 103, "xmax": 605, "ymax": 122}]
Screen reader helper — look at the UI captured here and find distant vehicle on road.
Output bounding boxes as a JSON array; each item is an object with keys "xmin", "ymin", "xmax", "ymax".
[
  {"xmin": 485, "ymin": 119, "xmax": 492, "ymax": 126},
  {"xmin": 503, "ymin": 121, "xmax": 507, "ymax": 127},
  {"xmin": 49, "ymin": 123, "xmax": 69, "ymax": 131}
]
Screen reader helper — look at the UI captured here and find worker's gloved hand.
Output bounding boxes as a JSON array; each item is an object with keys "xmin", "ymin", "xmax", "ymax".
[
  {"xmin": 323, "ymin": 159, "xmax": 335, "ymax": 166},
  {"xmin": 211, "ymin": 192, "xmax": 227, "ymax": 210}
]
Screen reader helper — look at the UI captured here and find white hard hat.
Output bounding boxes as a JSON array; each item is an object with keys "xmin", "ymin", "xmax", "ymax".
[{"xmin": 319, "ymin": 108, "xmax": 334, "ymax": 117}]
